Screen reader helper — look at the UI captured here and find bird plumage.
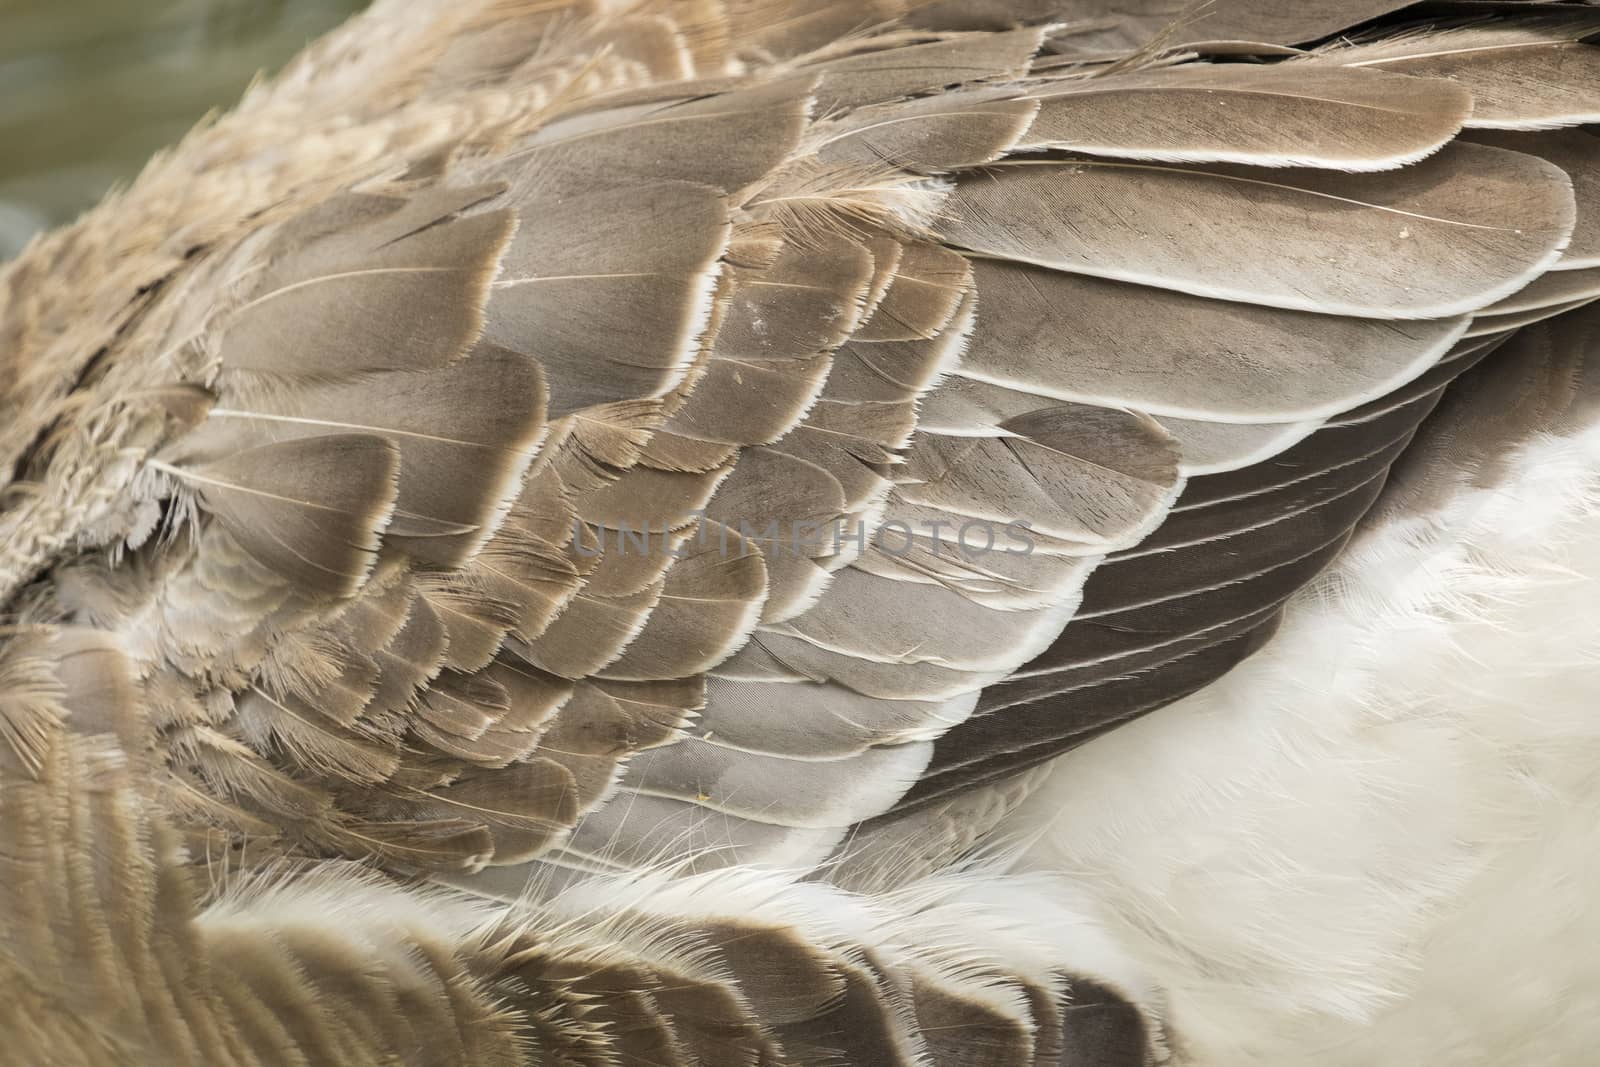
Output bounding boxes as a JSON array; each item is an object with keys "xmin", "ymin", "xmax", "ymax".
[{"xmin": 2, "ymin": 1, "xmax": 1599, "ymax": 1063}]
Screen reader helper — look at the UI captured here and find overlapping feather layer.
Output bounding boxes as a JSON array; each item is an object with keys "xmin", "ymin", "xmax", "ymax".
[{"xmin": 2, "ymin": 0, "xmax": 1598, "ymax": 1063}]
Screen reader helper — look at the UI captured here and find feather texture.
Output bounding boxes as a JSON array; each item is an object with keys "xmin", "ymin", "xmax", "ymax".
[
  {"xmin": 3, "ymin": 1, "xmax": 1599, "ymax": 1063},
  {"xmin": 940, "ymin": 145, "xmax": 1575, "ymax": 318},
  {"xmin": 1320, "ymin": 14, "xmax": 1600, "ymax": 129},
  {"xmin": 1023, "ymin": 64, "xmax": 1472, "ymax": 170}
]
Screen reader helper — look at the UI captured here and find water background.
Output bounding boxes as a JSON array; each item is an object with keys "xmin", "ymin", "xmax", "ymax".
[{"xmin": 0, "ymin": 0, "xmax": 367, "ymax": 257}]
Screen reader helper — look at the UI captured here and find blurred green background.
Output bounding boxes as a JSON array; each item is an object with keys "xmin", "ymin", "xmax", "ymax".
[{"xmin": 0, "ymin": 0, "xmax": 368, "ymax": 258}]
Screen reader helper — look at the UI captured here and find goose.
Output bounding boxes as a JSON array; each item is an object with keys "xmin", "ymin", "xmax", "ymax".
[{"xmin": 3, "ymin": 1, "xmax": 1600, "ymax": 1063}]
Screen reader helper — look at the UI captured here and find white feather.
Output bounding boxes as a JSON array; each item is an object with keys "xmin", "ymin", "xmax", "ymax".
[{"xmin": 1005, "ymin": 411, "xmax": 1600, "ymax": 1065}]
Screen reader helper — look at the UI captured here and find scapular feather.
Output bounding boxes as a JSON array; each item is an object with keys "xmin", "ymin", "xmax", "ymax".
[
  {"xmin": 641, "ymin": 431, "xmax": 742, "ymax": 474},
  {"xmin": 503, "ymin": 80, "xmax": 814, "ymax": 196},
  {"xmin": 1318, "ymin": 14, "xmax": 1600, "ymax": 129},
  {"xmin": 206, "ymin": 341, "xmax": 548, "ymax": 569},
  {"xmin": 571, "ymin": 462, "xmax": 733, "ymax": 533},
  {"xmin": 153, "ymin": 434, "xmax": 401, "ymax": 599},
  {"xmin": 601, "ymin": 522, "xmax": 769, "ymax": 680},
  {"xmin": 1023, "ymin": 64, "xmax": 1472, "ymax": 171},
  {"xmin": 699, "ymin": 674, "xmax": 979, "ymax": 758},
  {"xmin": 1464, "ymin": 295, "xmax": 1600, "ymax": 337},
  {"xmin": 484, "ymin": 180, "xmax": 730, "ymax": 413},
  {"xmin": 995, "ymin": 0, "xmax": 1417, "ymax": 49},
  {"xmin": 858, "ymin": 234, "xmax": 907, "ymax": 324},
  {"xmin": 367, "ymin": 592, "xmax": 450, "ymax": 716},
  {"xmin": 817, "ymin": 91, "xmax": 1040, "ymax": 173},
  {"xmin": 896, "ymin": 407, "xmax": 1181, "ymax": 547},
  {"xmin": 622, "ymin": 733, "xmax": 931, "ymax": 826},
  {"xmin": 725, "ymin": 0, "xmax": 910, "ymax": 61},
  {"xmin": 660, "ymin": 351, "xmax": 834, "ymax": 446},
  {"xmin": 714, "ymin": 232, "xmax": 876, "ymax": 361},
  {"xmin": 233, "ymin": 688, "xmax": 400, "ymax": 785},
  {"xmin": 1464, "ymin": 126, "xmax": 1600, "ymax": 268},
  {"xmin": 578, "ymin": 526, "xmax": 692, "ymax": 600},
  {"xmin": 416, "ymin": 574, "xmax": 519, "ymax": 675},
  {"xmin": 804, "ymin": 27, "xmax": 1046, "ymax": 113},
  {"xmin": 420, "ymin": 759, "xmax": 581, "ymax": 839},
  {"xmin": 768, "ymin": 566, "xmax": 1077, "ymax": 672},
  {"xmin": 320, "ymin": 816, "xmax": 496, "ymax": 872},
  {"xmin": 852, "ymin": 240, "xmax": 973, "ymax": 343},
  {"xmin": 940, "ymin": 143, "xmax": 1576, "ymax": 319},
  {"xmin": 1478, "ymin": 265, "xmax": 1600, "ymax": 316},
  {"xmin": 1153, "ymin": 416, "xmax": 1323, "ymax": 477},
  {"xmin": 512, "ymin": 580, "xmax": 668, "ymax": 680},
  {"xmin": 217, "ymin": 187, "xmax": 514, "ymax": 379}
]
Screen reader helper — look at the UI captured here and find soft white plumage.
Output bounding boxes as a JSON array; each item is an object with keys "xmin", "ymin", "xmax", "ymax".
[{"xmin": 1016, "ymin": 363, "xmax": 1600, "ymax": 1064}]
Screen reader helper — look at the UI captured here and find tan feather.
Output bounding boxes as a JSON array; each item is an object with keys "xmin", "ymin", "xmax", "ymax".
[
  {"xmin": 1024, "ymin": 64, "xmax": 1472, "ymax": 170},
  {"xmin": 896, "ymin": 407, "xmax": 1183, "ymax": 545},
  {"xmin": 948, "ymin": 260, "xmax": 1468, "ymax": 422},
  {"xmin": 1464, "ymin": 127, "xmax": 1600, "ymax": 268},
  {"xmin": 204, "ymin": 342, "xmax": 548, "ymax": 569},
  {"xmin": 153, "ymin": 434, "xmax": 401, "ymax": 599},
  {"xmin": 1320, "ymin": 14, "xmax": 1600, "ymax": 129},
  {"xmin": 1464, "ymin": 294, "xmax": 1600, "ymax": 338},
  {"xmin": 601, "ymin": 521, "xmax": 769, "ymax": 680},
  {"xmin": 216, "ymin": 187, "xmax": 514, "ymax": 379},
  {"xmin": 818, "ymin": 90, "xmax": 1040, "ymax": 172},
  {"xmin": 1478, "ymin": 265, "xmax": 1600, "ymax": 317},
  {"xmin": 940, "ymin": 142, "xmax": 1576, "ymax": 318},
  {"xmin": 852, "ymin": 240, "xmax": 974, "ymax": 342},
  {"xmin": 501, "ymin": 80, "xmax": 814, "ymax": 195},
  {"xmin": 804, "ymin": 27, "xmax": 1046, "ymax": 112},
  {"xmin": 484, "ymin": 180, "xmax": 731, "ymax": 412},
  {"xmin": 1022, "ymin": 1, "xmax": 1417, "ymax": 49}
]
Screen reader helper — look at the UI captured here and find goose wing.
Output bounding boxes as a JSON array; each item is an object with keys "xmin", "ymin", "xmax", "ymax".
[{"xmin": 3, "ymin": 2, "xmax": 1598, "ymax": 1063}]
